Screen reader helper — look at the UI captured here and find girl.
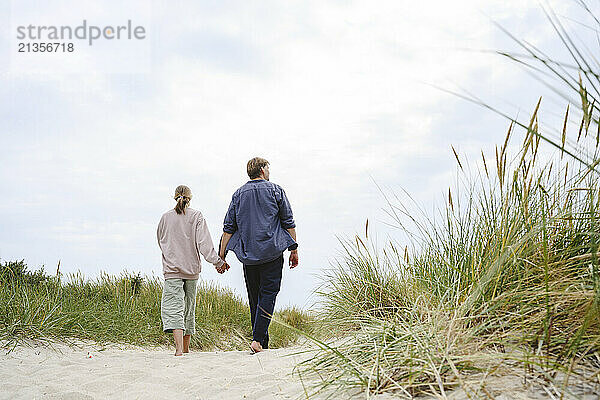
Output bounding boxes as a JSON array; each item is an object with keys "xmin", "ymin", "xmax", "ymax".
[{"xmin": 157, "ymin": 185, "xmax": 229, "ymax": 355}]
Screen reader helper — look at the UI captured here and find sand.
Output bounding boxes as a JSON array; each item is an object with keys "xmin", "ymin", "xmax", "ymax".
[
  {"xmin": 0, "ymin": 342, "xmax": 321, "ymax": 400},
  {"xmin": 2, "ymin": 342, "xmax": 597, "ymax": 399}
]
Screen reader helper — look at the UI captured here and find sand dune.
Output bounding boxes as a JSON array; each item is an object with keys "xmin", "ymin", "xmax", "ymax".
[
  {"xmin": 4, "ymin": 342, "xmax": 592, "ymax": 399},
  {"xmin": 0, "ymin": 342, "xmax": 322, "ymax": 400}
]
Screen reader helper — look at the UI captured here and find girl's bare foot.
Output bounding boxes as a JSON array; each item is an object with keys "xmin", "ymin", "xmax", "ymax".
[
  {"xmin": 250, "ymin": 341, "xmax": 263, "ymax": 354},
  {"xmin": 183, "ymin": 334, "xmax": 191, "ymax": 353},
  {"xmin": 173, "ymin": 329, "xmax": 184, "ymax": 356}
]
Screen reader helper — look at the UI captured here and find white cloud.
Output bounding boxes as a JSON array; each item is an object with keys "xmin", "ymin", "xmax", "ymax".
[{"xmin": 0, "ymin": 0, "xmax": 586, "ymax": 307}]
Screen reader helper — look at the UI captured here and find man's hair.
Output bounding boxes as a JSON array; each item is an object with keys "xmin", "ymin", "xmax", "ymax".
[{"xmin": 247, "ymin": 157, "xmax": 269, "ymax": 179}]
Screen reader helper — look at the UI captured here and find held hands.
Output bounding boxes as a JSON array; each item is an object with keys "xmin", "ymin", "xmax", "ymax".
[
  {"xmin": 289, "ymin": 250, "xmax": 299, "ymax": 269},
  {"xmin": 216, "ymin": 261, "xmax": 230, "ymax": 274}
]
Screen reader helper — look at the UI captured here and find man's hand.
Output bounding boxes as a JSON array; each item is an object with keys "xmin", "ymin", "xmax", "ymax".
[{"xmin": 289, "ymin": 250, "xmax": 299, "ymax": 269}]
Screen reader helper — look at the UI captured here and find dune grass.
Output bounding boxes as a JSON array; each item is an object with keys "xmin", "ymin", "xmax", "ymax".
[
  {"xmin": 296, "ymin": 3, "xmax": 600, "ymax": 397},
  {"xmin": 0, "ymin": 260, "xmax": 311, "ymax": 352},
  {"xmin": 299, "ymin": 133, "xmax": 599, "ymax": 396},
  {"xmin": 298, "ymin": 118, "xmax": 600, "ymax": 398}
]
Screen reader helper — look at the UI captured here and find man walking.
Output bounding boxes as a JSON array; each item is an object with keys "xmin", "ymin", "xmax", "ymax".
[{"xmin": 219, "ymin": 157, "xmax": 299, "ymax": 353}]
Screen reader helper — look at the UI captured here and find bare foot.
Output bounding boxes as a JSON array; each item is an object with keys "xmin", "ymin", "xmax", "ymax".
[
  {"xmin": 173, "ymin": 329, "xmax": 184, "ymax": 357},
  {"xmin": 183, "ymin": 334, "xmax": 191, "ymax": 353},
  {"xmin": 250, "ymin": 341, "xmax": 263, "ymax": 354}
]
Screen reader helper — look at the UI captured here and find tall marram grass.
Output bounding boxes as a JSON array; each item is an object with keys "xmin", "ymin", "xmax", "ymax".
[
  {"xmin": 298, "ymin": 2, "xmax": 600, "ymax": 398},
  {"xmin": 300, "ymin": 112, "xmax": 600, "ymax": 399},
  {"xmin": 0, "ymin": 261, "xmax": 310, "ymax": 351}
]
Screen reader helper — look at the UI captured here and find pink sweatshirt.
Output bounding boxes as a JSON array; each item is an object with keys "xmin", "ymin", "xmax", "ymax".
[{"xmin": 157, "ymin": 208, "xmax": 224, "ymax": 279}]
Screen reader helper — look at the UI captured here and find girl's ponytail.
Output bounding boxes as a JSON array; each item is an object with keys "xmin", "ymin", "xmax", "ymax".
[{"xmin": 173, "ymin": 185, "xmax": 192, "ymax": 214}]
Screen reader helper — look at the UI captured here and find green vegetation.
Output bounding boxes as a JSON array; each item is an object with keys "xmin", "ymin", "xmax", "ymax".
[
  {"xmin": 301, "ymin": 132, "xmax": 599, "ymax": 396},
  {"xmin": 0, "ymin": 260, "xmax": 311, "ymax": 351},
  {"xmin": 298, "ymin": 3, "xmax": 600, "ymax": 398}
]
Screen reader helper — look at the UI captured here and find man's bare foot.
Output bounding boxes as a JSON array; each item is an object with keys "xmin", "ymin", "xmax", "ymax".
[
  {"xmin": 174, "ymin": 352, "xmax": 183, "ymax": 356},
  {"xmin": 250, "ymin": 341, "xmax": 263, "ymax": 354}
]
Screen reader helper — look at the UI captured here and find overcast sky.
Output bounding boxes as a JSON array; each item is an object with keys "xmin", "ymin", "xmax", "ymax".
[{"xmin": 0, "ymin": 0, "xmax": 590, "ymax": 308}]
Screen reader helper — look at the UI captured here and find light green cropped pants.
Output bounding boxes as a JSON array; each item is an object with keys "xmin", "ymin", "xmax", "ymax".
[{"xmin": 161, "ymin": 278, "xmax": 198, "ymax": 335}]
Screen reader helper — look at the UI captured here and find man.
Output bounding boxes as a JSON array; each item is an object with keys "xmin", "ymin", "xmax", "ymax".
[{"xmin": 219, "ymin": 157, "xmax": 299, "ymax": 353}]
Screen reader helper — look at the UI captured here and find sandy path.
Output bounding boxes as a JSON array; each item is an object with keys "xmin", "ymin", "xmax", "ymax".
[
  {"xmin": 0, "ymin": 342, "xmax": 323, "ymax": 400},
  {"xmin": 6, "ymin": 342, "xmax": 590, "ymax": 399}
]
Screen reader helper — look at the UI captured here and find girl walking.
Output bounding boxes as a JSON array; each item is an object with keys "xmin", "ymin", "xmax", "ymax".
[{"xmin": 157, "ymin": 185, "xmax": 228, "ymax": 355}]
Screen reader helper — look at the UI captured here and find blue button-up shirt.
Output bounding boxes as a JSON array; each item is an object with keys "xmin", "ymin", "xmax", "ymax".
[{"xmin": 224, "ymin": 179, "xmax": 296, "ymax": 265}]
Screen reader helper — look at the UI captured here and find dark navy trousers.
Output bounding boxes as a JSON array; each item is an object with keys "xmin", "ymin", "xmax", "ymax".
[{"xmin": 243, "ymin": 255, "xmax": 283, "ymax": 349}]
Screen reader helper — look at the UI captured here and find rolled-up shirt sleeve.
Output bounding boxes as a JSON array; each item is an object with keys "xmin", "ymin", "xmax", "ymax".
[
  {"xmin": 277, "ymin": 188, "xmax": 296, "ymax": 229},
  {"xmin": 195, "ymin": 214, "xmax": 224, "ymax": 268},
  {"xmin": 223, "ymin": 196, "xmax": 238, "ymax": 234}
]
